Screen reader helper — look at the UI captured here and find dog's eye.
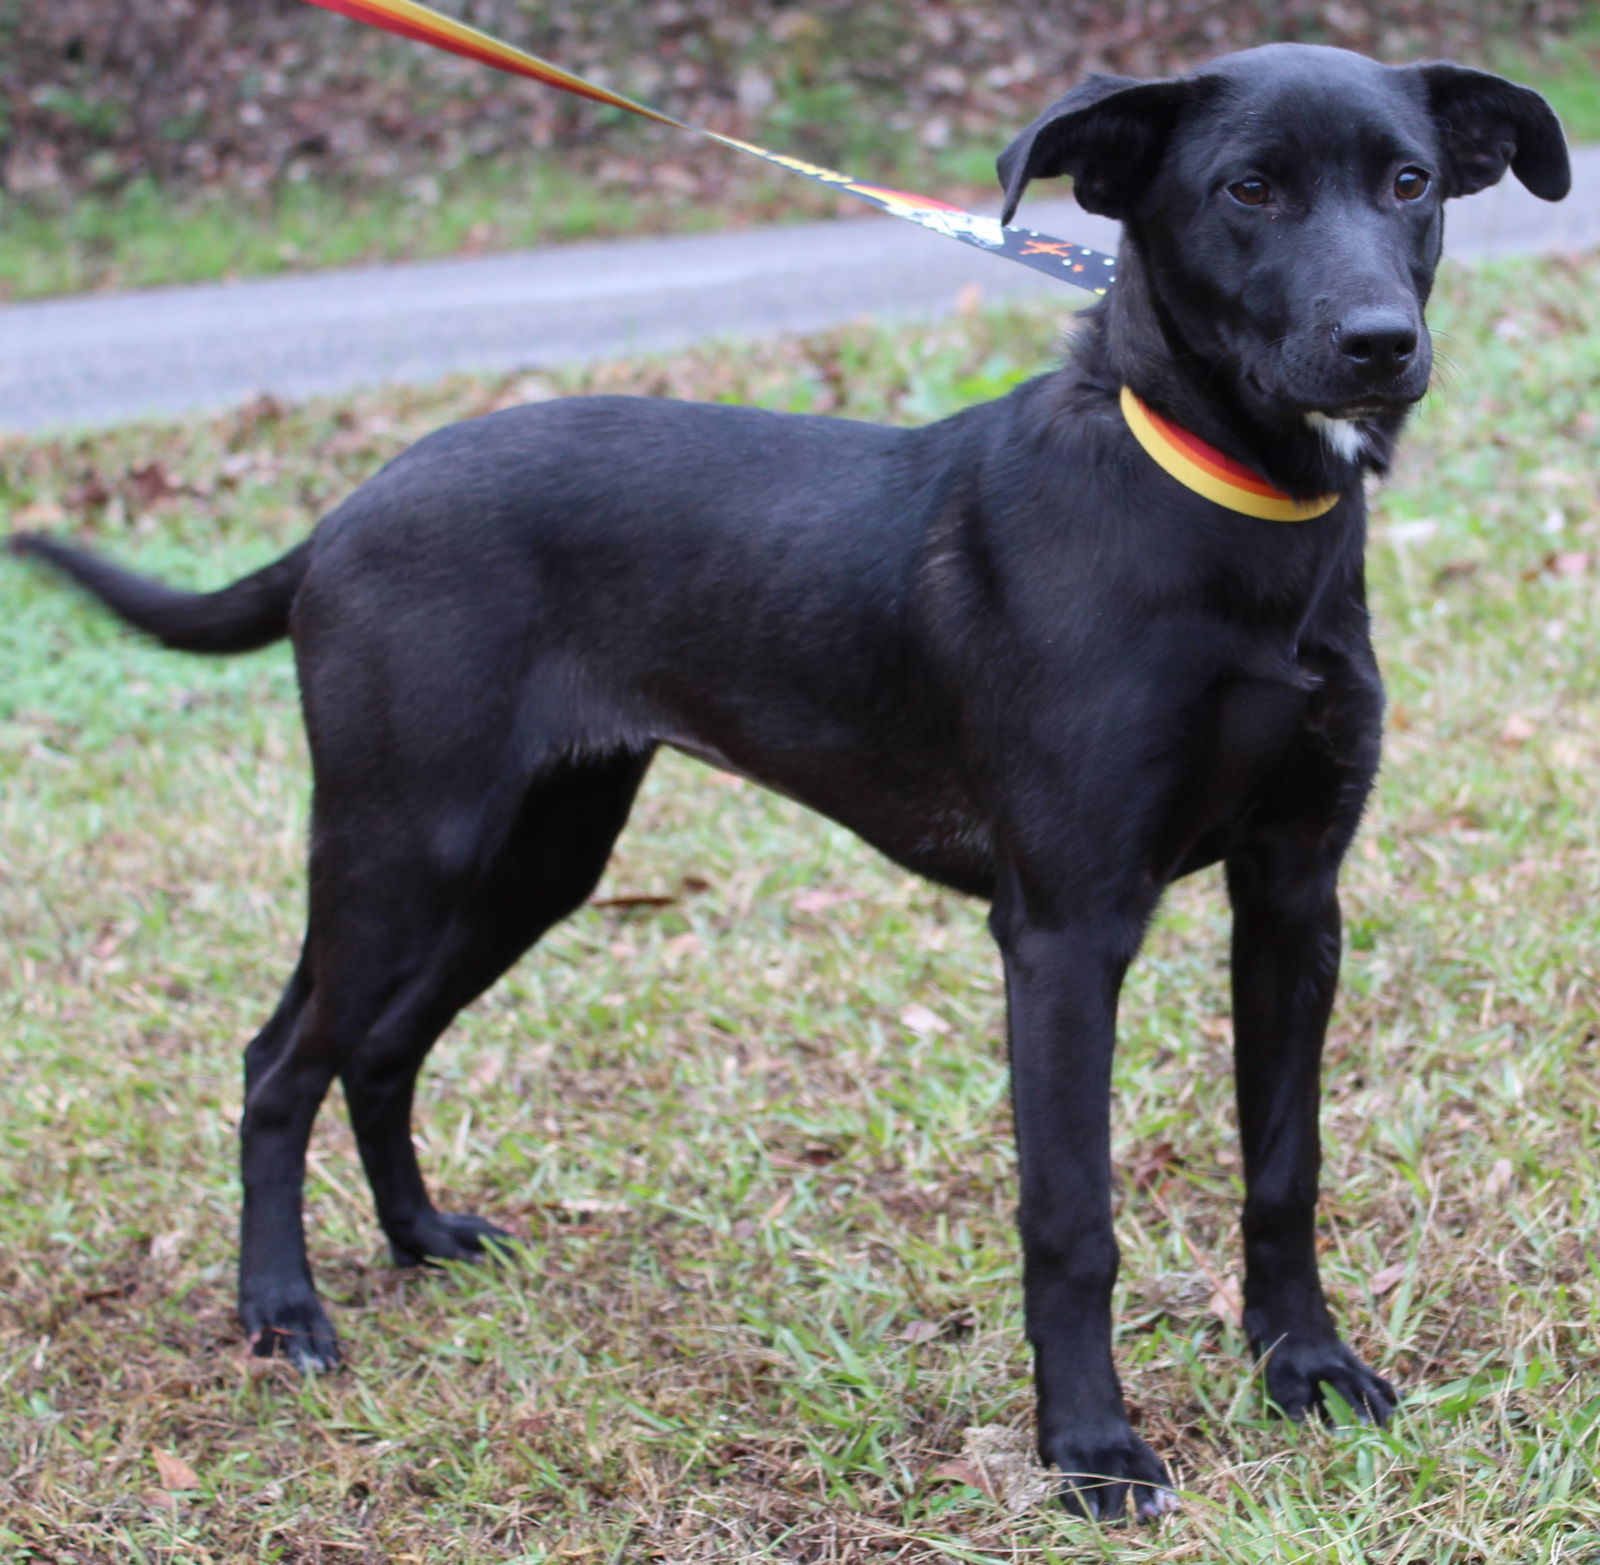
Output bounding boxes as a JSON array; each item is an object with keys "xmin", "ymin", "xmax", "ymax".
[
  {"xmin": 1227, "ymin": 177, "xmax": 1272, "ymax": 207},
  {"xmin": 1394, "ymin": 167, "xmax": 1430, "ymax": 201}
]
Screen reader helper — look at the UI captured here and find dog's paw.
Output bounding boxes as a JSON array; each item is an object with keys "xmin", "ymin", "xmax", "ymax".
[
  {"xmin": 387, "ymin": 1210, "xmax": 515, "ymax": 1269},
  {"xmin": 241, "ymin": 1289, "xmax": 341, "ymax": 1373},
  {"xmin": 1258, "ymin": 1335, "xmax": 1398, "ymax": 1425},
  {"xmin": 1043, "ymin": 1430, "xmax": 1178, "ymax": 1522}
]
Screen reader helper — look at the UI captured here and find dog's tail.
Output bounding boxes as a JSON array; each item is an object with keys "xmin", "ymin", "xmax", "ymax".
[{"xmin": 9, "ymin": 531, "xmax": 310, "ymax": 654}]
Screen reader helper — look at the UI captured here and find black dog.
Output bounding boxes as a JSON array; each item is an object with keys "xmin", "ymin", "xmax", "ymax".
[{"xmin": 12, "ymin": 45, "xmax": 1568, "ymax": 1519}]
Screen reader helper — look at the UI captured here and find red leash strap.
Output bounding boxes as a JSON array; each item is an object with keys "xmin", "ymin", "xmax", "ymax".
[{"xmin": 300, "ymin": 0, "xmax": 1117, "ymax": 296}]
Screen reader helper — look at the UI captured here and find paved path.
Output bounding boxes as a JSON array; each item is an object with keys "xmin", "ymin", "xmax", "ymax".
[{"xmin": 2, "ymin": 144, "xmax": 1596, "ymax": 433}]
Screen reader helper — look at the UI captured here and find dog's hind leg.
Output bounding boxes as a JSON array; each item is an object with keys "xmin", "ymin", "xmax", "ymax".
[
  {"xmin": 234, "ymin": 954, "xmax": 333, "ymax": 1365},
  {"xmin": 337, "ymin": 750, "xmax": 653, "ymax": 1269},
  {"xmin": 236, "ymin": 745, "xmax": 651, "ymax": 1367},
  {"xmin": 236, "ymin": 944, "xmax": 345, "ymax": 1368}
]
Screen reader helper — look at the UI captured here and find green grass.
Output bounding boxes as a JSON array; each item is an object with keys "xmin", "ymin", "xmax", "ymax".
[
  {"xmin": 0, "ymin": 124, "xmax": 994, "ymax": 305},
  {"xmin": 1493, "ymin": 19, "xmax": 1600, "ymax": 143},
  {"xmin": 2, "ymin": 251, "xmax": 1598, "ymax": 1559},
  {"xmin": 1, "ymin": 26, "xmax": 1595, "ymax": 304},
  {"xmin": 0, "ymin": 162, "xmax": 640, "ymax": 302},
  {"xmin": 0, "ymin": 150, "xmax": 913, "ymax": 304}
]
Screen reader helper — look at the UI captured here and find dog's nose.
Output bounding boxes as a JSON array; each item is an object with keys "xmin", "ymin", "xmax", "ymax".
[{"xmin": 1334, "ymin": 308, "xmax": 1418, "ymax": 379}]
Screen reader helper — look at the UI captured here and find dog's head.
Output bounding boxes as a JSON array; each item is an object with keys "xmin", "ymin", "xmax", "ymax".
[{"xmin": 998, "ymin": 45, "xmax": 1569, "ymax": 440}]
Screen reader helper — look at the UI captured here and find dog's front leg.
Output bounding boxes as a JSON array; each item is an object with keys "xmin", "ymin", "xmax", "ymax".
[
  {"xmin": 1227, "ymin": 845, "xmax": 1398, "ymax": 1423},
  {"xmin": 992, "ymin": 894, "xmax": 1177, "ymax": 1521}
]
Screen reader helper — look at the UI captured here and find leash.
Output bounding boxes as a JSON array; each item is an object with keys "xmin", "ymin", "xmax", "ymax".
[
  {"xmin": 300, "ymin": 2, "xmax": 1340, "ymax": 520},
  {"xmin": 298, "ymin": 0, "xmax": 1117, "ymax": 296}
]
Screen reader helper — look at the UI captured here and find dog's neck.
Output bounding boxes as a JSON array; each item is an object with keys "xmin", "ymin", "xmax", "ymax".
[{"xmin": 1090, "ymin": 240, "xmax": 1407, "ymax": 503}]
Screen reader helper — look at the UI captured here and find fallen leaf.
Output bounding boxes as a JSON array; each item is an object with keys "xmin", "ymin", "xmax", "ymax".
[
  {"xmin": 467, "ymin": 1052, "xmax": 503, "ymax": 1088},
  {"xmin": 1483, "ymin": 1158, "xmax": 1514, "ymax": 1198},
  {"xmin": 790, "ymin": 886, "xmax": 854, "ymax": 914},
  {"xmin": 65, "ymin": 471, "xmax": 112, "ymax": 514},
  {"xmin": 1432, "ymin": 560, "xmax": 1478, "ymax": 588},
  {"xmin": 768, "ymin": 1142, "xmax": 842, "ymax": 1170},
  {"xmin": 1208, "ymin": 1275, "xmax": 1244, "ymax": 1329},
  {"xmin": 80, "ymin": 1282, "xmax": 135, "ymax": 1307},
  {"xmin": 1368, "ymin": 1262, "xmax": 1407, "ymax": 1296},
  {"xmin": 1499, "ymin": 712, "xmax": 1537, "ymax": 746},
  {"xmin": 901, "ymin": 1002, "xmax": 950, "ymax": 1036},
  {"xmin": 928, "ymin": 1456, "xmax": 998, "ymax": 1500},
  {"xmin": 1547, "ymin": 551, "xmax": 1591, "ymax": 576},
  {"xmin": 591, "ymin": 891, "xmax": 677, "ymax": 909},
  {"xmin": 900, "ymin": 1318, "xmax": 942, "ymax": 1344},
  {"xmin": 555, "ymin": 1198, "xmax": 629, "ymax": 1218},
  {"xmin": 13, "ymin": 501, "xmax": 66, "ymax": 526},
  {"xmin": 232, "ymin": 392, "xmax": 285, "ymax": 435},
  {"xmin": 152, "ymin": 1449, "xmax": 200, "ymax": 1490},
  {"xmin": 1128, "ymin": 1140, "xmax": 1182, "ymax": 1190},
  {"xmin": 124, "ymin": 461, "xmax": 182, "ymax": 510}
]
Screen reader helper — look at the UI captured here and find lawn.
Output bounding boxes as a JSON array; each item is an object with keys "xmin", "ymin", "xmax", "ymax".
[{"xmin": 1, "ymin": 250, "xmax": 1597, "ymax": 1561}]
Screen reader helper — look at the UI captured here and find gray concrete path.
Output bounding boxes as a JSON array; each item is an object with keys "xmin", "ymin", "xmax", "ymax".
[{"xmin": 2, "ymin": 144, "xmax": 1596, "ymax": 434}]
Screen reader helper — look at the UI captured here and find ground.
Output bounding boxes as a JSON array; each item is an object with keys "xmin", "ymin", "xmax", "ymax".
[{"xmin": 1, "ymin": 251, "xmax": 1597, "ymax": 1561}]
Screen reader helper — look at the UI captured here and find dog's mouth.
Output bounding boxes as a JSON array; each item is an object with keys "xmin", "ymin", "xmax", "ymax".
[
  {"xmin": 1314, "ymin": 398, "xmax": 1416, "ymax": 421},
  {"xmin": 1242, "ymin": 368, "xmax": 1422, "ymax": 425}
]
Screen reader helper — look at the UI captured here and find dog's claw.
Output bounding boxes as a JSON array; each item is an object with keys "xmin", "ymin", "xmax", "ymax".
[
  {"xmin": 1045, "ymin": 1432, "xmax": 1176, "ymax": 1523},
  {"xmin": 387, "ymin": 1210, "xmax": 514, "ymax": 1268},
  {"xmin": 1258, "ymin": 1336, "xmax": 1398, "ymax": 1425},
  {"xmin": 1138, "ymin": 1486, "xmax": 1183, "ymax": 1521},
  {"xmin": 242, "ymin": 1293, "xmax": 341, "ymax": 1372}
]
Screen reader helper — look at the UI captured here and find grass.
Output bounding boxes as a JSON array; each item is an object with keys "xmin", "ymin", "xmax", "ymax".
[
  {"xmin": 1, "ymin": 24, "xmax": 1596, "ymax": 304},
  {"xmin": 0, "ymin": 148, "xmax": 975, "ymax": 305},
  {"xmin": 0, "ymin": 116, "xmax": 997, "ymax": 305},
  {"xmin": 1, "ymin": 250, "xmax": 1598, "ymax": 1560}
]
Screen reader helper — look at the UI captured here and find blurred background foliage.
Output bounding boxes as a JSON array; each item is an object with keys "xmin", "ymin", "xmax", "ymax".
[{"xmin": 2, "ymin": 1, "xmax": 1591, "ymax": 206}]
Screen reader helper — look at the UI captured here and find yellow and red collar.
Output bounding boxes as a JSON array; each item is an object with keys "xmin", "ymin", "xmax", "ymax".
[{"xmin": 1120, "ymin": 386, "xmax": 1340, "ymax": 522}]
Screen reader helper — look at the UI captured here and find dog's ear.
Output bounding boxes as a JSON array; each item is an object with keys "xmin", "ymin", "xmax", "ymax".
[
  {"xmin": 1410, "ymin": 63, "xmax": 1570, "ymax": 201},
  {"xmin": 996, "ymin": 73, "xmax": 1193, "ymax": 225}
]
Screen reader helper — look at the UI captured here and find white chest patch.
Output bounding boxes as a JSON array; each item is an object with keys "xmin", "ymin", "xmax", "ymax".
[{"xmin": 1305, "ymin": 411, "xmax": 1367, "ymax": 463}]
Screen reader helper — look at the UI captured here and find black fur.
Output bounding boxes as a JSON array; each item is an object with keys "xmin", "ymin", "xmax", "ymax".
[{"xmin": 10, "ymin": 44, "xmax": 1568, "ymax": 1521}]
